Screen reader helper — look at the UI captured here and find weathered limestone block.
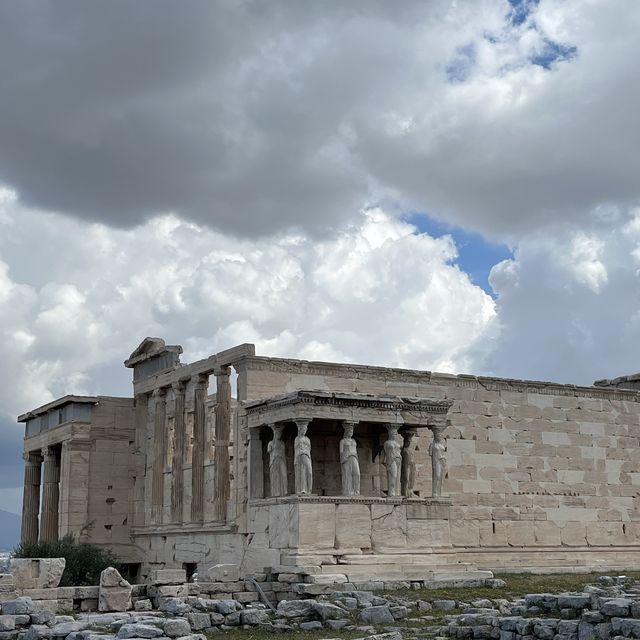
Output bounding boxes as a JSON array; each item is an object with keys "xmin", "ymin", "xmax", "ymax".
[
  {"xmin": 9, "ymin": 559, "xmax": 65, "ymax": 590},
  {"xmin": 407, "ymin": 519, "xmax": 450, "ymax": 549},
  {"xmin": 335, "ymin": 504, "xmax": 372, "ymax": 550},
  {"xmin": 371, "ymin": 504, "xmax": 407, "ymax": 551},
  {"xmin": 534, "ymin": 521, "xmax": 561, "ymax": 546},
  {"xmin": 298, "ymin": 503, "xmax": 335, "ymax": 550},
  {"xmin": 148, "ymin": 569, "xmax": 186, "ymax": 585},
  {"xmin": 451, "ymin": 519, "xmax": 480, "ymax": 547},
  {"xmin": 98, "ymin": 567, "xmax": 132, "ymax": 612},
  {"xmin": 199, "ymin": 564, "xmax": 239, "ymax": 583}
]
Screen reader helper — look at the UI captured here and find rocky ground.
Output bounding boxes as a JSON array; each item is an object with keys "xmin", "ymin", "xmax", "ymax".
[{"xmin": 2, "ymin": 575, "xmax": 640, "ymax": 640}]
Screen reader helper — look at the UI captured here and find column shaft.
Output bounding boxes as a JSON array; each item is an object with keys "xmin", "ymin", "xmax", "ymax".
[
  {"xmin": 151, "ymin": 388, "xmax": 167, "ymax": 523},
  {"xmin": 40, "ymin": 448, "xmax": 60, "ymax": 542},
  {"xmin": 171, "ymin": 382, "xmax": 186, "ymax": 523},
  {"xmin": 191, "ymin": 375, "xmax": 207, "ymax": 521},
  {"xmin": 213, "ymin": 368, "xmax": 231, "ymax": 521},
  {"xmin": 20, "ymin": 453, "xmax": 41, "ymax": 545}
]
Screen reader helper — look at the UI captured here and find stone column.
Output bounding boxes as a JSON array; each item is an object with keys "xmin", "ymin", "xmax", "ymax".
[
  {"xmin": 133, "ymin": 393, "xmax": 149, "ymax": 527},
  {"xmin": 214, "ymin": 368, "xmax": 231, "ymax": 521},
  {"xmin": 191, "ymin": 374, "xmax": 208, "ymax": 522},
  {"xmin": 151, "ymin": 387, "xmax": 167, "ymax": 523},
  {"xmin": 249, "ymin": 428, "xmax": 264, "ymax": 498},
  {"xmin": 40, "ymin": 447, "xmax": 60, "ymax": 542},
  {"xmin": 171, "ymin": 381, "xmax": 186, "ymax": 523},
  {"xmin": 20, "ymin": 452, "xmax": 42, "ymax": 545}
]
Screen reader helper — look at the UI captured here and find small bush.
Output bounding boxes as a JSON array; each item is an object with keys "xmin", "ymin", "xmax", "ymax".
[{"xmin": 13, "ymin": 533, "xmax": 118, "ymax": 586}]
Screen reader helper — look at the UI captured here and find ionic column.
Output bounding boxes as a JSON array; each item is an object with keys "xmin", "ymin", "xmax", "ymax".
[
  {"xmin": 171, "ymin": 381, "xmax": 186, "ymax": 523},
  {"xmin": 191, "ymin": 374, "xmax": 208, "ymax": 522},
  {"xmin": 213, "ymin": 368, "xmax": 231, "ymax": 521},
  {"xmin": 40, "ymin": 447, "xmax": 60, "ymax": 541},
  {"xmin": 132, "ymin": 392, "xmax": 149, "ymax": 527},
  {"xmin": 151, "ymin": 387, "xmax": 167, "ymax": 523},
  {"xmin": 21, "ymin": 452, "xmax": 42, "ymax": 544}
]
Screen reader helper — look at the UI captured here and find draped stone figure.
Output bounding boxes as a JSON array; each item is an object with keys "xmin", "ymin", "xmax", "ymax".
[
  {"xmin": 383, "ymin": 424, "xmax": 402, "ymax": 497},
  {"xmin": 268, "ymin": 424, "xmax": 288, "ymax": 497},
  {"xmin": 400, "ymin": 430, "xmax": 417, "ymax": 498},
  {"xmin": 294, "ymin": 420, "xmax": 313, "ymax": 495},
  {"xmin": 340, "ymin": 422, "xmax": 360, "ymax": 496},
  {"xmin": 429, "ymin": 428, "xmax": 447, "ymax": 498}
]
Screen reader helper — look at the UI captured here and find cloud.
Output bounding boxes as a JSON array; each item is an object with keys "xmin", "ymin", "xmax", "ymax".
[
  {"xmin": 2, "ymin": 1, "xmax": 638, "ymax": 240},
  {"xmin": 0, "ymin": 194, "xmax": 496, "ymax": 501},
  {"xmin": 487, "ymin": 209, "xmax": 640, "ymax": 384}
]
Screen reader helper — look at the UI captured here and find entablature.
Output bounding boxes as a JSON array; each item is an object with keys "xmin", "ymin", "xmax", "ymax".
[{"xmin": 243, "ymin": 390, "xmax": 452, "ymax": 429}]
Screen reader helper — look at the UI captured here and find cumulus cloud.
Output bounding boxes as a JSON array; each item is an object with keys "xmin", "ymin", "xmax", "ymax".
[
  {"xmin": 0, "ymin": 194, "xmax": 496, "ymax": 502},
  {"xmin": 487, "ymin": 209, "xmax": 640, "ymax": 384},
  {"xmin": 1, "ymin": 1, "xmax": 639, "ymax": 239}
]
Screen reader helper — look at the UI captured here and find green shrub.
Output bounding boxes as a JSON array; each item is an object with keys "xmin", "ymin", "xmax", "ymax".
[{"xmin": 13, "ymin": 533, "xmax": 118, "ymax": 586}]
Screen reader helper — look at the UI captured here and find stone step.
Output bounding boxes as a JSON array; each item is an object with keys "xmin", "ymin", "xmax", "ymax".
[{"xmin": 335, "ymin": 553, "xmax": 466, "ymax": 565}]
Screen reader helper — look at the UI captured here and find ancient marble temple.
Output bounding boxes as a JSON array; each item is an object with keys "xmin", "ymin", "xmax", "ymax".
[{"xmin": 16, "ymin": 338, "xmax": 640, "ymax": 581}]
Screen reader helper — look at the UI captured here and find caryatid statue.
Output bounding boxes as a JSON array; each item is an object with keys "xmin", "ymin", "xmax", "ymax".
[
  {"xmin": 268, "ymin": 424, "xmax": 288, "ymax": 497},
  {"xmin": 340, "ymin": 421, "xmax": 360, "ymax": 496},
  {"xmin": 429, "ymin": 426, "xmax": 447, "ymax": 498},
  {"xmin": 400, "ymin": 429, "xmax": 417, "ymax": 498},
  {"xmin": 383, "ymin": 424, "xmax": 402, "ymax": 497},
  {"xmin": 294, "ymin": 420, "xmax": 313, "ymax": 495}
]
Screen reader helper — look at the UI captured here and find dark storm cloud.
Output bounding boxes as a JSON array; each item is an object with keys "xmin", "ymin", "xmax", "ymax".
[
  {"xmin": 0, "ymin": 0, "xmax": 432, "ymax": 235},
  {"xmin": 0, "ymin": 416, "xmax": 24, "ymax": 489}
]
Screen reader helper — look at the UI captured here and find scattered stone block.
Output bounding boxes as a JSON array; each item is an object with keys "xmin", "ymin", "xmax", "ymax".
[
  {"xmin": 98, "ymin": 568, "xmax": 132, "ymax": 613},
  {"xmin": 2, "ymin": 598, "xmax": 34, "ymax": 615},
  {"xmin": 116, "ymin": 623, "xmax": 163, "ymax": 639},
  {"xmin": 163, "ymin": 619, "xmax": 191, "ymax": 638},
  {"xmin": 199, "ymin": 565, "xmax": 239, "ymax": 583},
  {"xmin": 359, "ymin": 605, "xmax": 394, "ymax": 625},
  {"xmin": 10, "ymin": 560, "xmax": 65, "ymax": 591},
  {"xmin": 148, "ymin": 570, "xmax": 186, "ymax": 586},
  {"xmin": 0, "ymin": 617, "xmax": 15, "ymax": 632}
]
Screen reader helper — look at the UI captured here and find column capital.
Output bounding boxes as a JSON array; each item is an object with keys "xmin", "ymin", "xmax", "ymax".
[
  {"xmin": 192, "ymin": 373, "xmax": 209, "ymax": 389},
  {"xmin": 213, "ymin": 365, "xmax": 231, "ymax": 377},
  {"xmin": 172, "ymin": 379, "xmax": 188, "ymax": 393},
  {"xmin": 294, "ymin": 418, "xmax": 311, "ymax": 428},
  {"xmin": 23, "ymin": 451, "xmax": 41, "ymax": 464},
  {"xmin": 41, "ymin": 447, "xmax": 56, "ymax": 459},
  {"xmin": 152, "ymin": 386, "xmax": 168, "ymax": 398}
]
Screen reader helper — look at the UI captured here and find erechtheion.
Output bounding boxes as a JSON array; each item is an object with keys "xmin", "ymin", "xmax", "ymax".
[{"xmin": 16, "ymin": 338, "xmax": 640, "ymax": 583}]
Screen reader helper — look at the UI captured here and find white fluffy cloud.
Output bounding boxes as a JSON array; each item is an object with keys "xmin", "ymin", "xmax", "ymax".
[
  {"xmin": 488, "ymin": 208, "xmax": 640, "ymax": 385},
  {"xmin": 0, "ymin": 194, "xmax": 495, "ymax": 427},
  {"xmin": 1, "ymin": 1, "xmax": 639, "ymax": 241}
]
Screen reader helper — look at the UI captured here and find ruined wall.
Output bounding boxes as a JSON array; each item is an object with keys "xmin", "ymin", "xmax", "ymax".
[{"xmin": 239, "ymin": 355, "xmax": 640, "ymax": 570}]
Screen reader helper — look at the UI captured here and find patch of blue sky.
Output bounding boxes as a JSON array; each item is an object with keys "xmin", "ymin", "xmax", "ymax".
[
  {"xmin": 530, "ymin": 38, "xmax": 577, "ymax": 69},
  {"xmin": 404, "ymin": 212, "xmax": 512, "ymax": 298},
  {"xmin": 445, "ymin": 44, "xmax": 476, "ymax": 83},
  {"xmin": 507, "ymin": 0, "xmax": 539, "ymax": 26}
]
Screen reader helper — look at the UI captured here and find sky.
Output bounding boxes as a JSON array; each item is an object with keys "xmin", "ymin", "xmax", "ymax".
[{"xmin": 1, "ymin": 0, "xmax": 640, "ymax": 515}]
